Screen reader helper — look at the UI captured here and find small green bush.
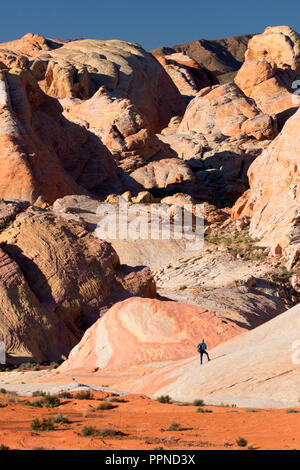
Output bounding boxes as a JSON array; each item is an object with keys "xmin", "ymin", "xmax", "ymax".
[
  {"xmin": 96, "ymin": 401, "xmax": 117, "ymax": 410},
  {"xmin": 99, "ymin": 428, "xmax": 125, "ymax": 437},
  {"xmin": 156, "ymin": 395, "xmax": 172, "ymax": 404},
  {"xmin": 107, "ymin": 397, "xmax": 128, "ymax": 403},
  {"xmin": 80, "ymin": 426, "xmax": 99, "ymax": 437},
  {"xmin": 80, "ymin": 426, "xmax": 124, "ymax": 437},
  {"xmin": 193, "ymin": 399, "xmax": 205, "ymax": 406},
  {"xmin": 166, "ymin": 421, "xmax": 181, "ymax": 431},
  {"xmin": 0, "ymin": 444, "xmax": 10, "ymax": 450},
  {"xmin": 59, "ymin": 391, "xmax": 72, "ymax": 399},
  {"xmin": 32, "ymin": 391, "xmax": 47, "ymax": 397},
  {"xmin": 53, "ymin": 413, "xmax": 69, "ymax": 424},
  {"xmin": 25, "ymin": 394, "xmax": 61, "ymax": 408},
  {"xmin": 236, "ymin": 437, "xmax": 248, "ymax": 447},
  {"xmin": 74, "ymin": 391, "xmax": 93, "ymax": 400},
  {"xmin": 30, "ymin": 418, "xmax": 55, "ymax": 431},
  {"xmin": 196, "ymin": 407, "xmax": 212, "ymax": 413}
]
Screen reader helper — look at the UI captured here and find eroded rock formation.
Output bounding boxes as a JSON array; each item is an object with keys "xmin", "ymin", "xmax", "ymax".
[
  {"xmin": 0, "ymin": 208, "xmax": 155, "ymax": 362},
  {"xmin": 235, "ymin": 26, "xmax": 300, "ymax": 127}
]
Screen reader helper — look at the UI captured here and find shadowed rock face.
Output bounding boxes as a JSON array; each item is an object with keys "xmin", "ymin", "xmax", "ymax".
[
  {"xmin": 156, "ymin": 83, "xmax": 278, "ymax": 203},
  {"xmin": 0, "ymin": 209, "xmax": 155, "ymax": 362},
  {"xmin": 59, "ymin": 297, "xmax": 244, "ymax": 373},
  {"xmin": 154, "ymin": 52, "xmax": 219, "ymax": 104},
  {"xmin": 235, "ymin": 26, "xmax": 300, "ymax": 128},
  {"xmin": 151, "ymin": 34, "xmax": 253, "ymax": 74},
  {"xmin": 0, "ymin": 68, "xmax": 122, "ymax": 203},
  {"xmin": 232, "ymin": 107, "xmax": 300, "ymax": 269}
]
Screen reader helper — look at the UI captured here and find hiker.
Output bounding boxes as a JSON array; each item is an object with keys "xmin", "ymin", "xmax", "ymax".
[{"xmin": 197, "ymin": 339, "xmax": 210, "ymax": 365}]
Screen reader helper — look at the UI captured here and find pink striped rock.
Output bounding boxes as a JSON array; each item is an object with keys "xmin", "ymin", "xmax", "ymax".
[{"xmin": 60, "ymin": 297, "xmax": 244, "ymax": 373}]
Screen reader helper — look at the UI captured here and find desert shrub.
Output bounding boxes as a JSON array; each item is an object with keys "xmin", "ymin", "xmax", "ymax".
[
  {"xmin": 25, "ymin": 394, "xmax": 61, "ymax": 408},
  {"xmin": 224, "ymin": 441, "xmax": 232, "ymax": 447},
  {"xmin": 193, "ymin": 399, "xmax": 205, "ymax": 406},
  {"xmin": 53, "ymin": 413, "xmax": 69, "ymax": 424},
  {"xmin": 5, "ymin": 392, "xmax": 19, "ymax": 403},
  {"xmin": 42, "ymin": 394, "xmax": 61, "ymax": 408},
  {"xmin": 99, "ymin": 428, "xmax": 125, "ymax": 437},
  {"xmin": 286, "ymin": 409, "xmax": 299, "ymax": 413},
  {"xmin": 58, "ymin": 391, "xmax": 72, "ymax": 399},
  {"xmin": 96, "ymin": 402, "xmax": 117, "ymax": 410},
  {"xmin": 236, "ymin": 437, "xmax": 248, "ymax": 447},
  {"xmin": 0, "ymin": 444, "xmax": 9, "ymax": 450},
  {"xmin": 18, "ymin": 363, "xmax": 40, "ymax": 371},
  {"xmin": 74, "ymin": 391, "xmax": 93, "ymax": 400},
  {"xmin": 80, "ymin": 426, "xmax": 99, "ymax": 437},
  {"xmin": 107, "ymin": 397, "xmax": 128, "ymax": 403},
  {"xmin": 80, "ymin": 426, "xmax": 124, "ymax": 437},
  {"xmin": 30, "ymin": 418, "xmax": 54, "ymax": 431},
  {"xmin": 50, "ymin": 362, "xmax": 59, "ymax": 369},
  {"xmin": 245, "ymin": 408, "xmax": 260, "ymax": 412},
  {"xmin": 0, "ymin": 388, "xmax": 6, "ymax": 394},
  {"xmin": 32, "ymin": 391, "xmax": 47, "ymax": 397},
  {"xmin": 156, "ymin": 395, "xmax": 172, "ymax": 404},
  {"xmin": 167, "ymin": 421, "xmax": 181, "ymax": 431},
  {"xmin": 196, "ymin": 407, "xmax": 212, "ymax": 413}
]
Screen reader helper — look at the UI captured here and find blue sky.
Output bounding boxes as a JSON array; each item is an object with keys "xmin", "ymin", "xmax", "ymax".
[{"xmin": 1, "ymin": 0, "xmax": 299, "ymax": 50}]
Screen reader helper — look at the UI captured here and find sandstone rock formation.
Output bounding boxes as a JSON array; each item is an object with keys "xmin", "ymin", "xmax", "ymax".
[
  {"xmin": 0, "ymin": 33, "xmax": 65, "ymax": 58},
  {"xmin": 154, "ymin": 52, "xmax": 218, "ymax": 103},
  {"xmin": 157, "ymin": 83, "xmax": 277, "ymax": 202},
  {"xmin": 129, "ymin": 303, "xmax": 300, "ymax": 407},
  {"xmin": 154, "ymin": 249, "xmax": 287, "ymax": 329},
  {"xmin": 232, "ymin": 107, "xmax": 300, "ymax": 269},
  {"xmin": 152, "ymin": 34, "xmax": 253, "ymax": 74},
  {"xmin": 59, "ymin": 297, "xmax": 244, "ymax": 373},
  {"xmin": 235, "ymin": 26, "xmax": 300, "ymax": 127},
  {"xmin": 0, "ymin": 208, "xmax": 155, "ymax": 362},
  {"xmin": 178, "ymin": 83, "xmax": 277, "ymax": 139},
  {"xmin": 35, "ymin": 39, "xmax": 185, "ymax": 124},
  {"xmin": 58, "ymin": 303, "xmax": 300, "ymax": 407},
  {"xmin": 130, "ymin": 158, "xmax": 195, "ymax": 192},
  {"xmin": 60, "ymin": 88, "xmax": 162, "ymax": 172},
  {"xmin": 0, "ymin": 34, "xmax": 185, "ymax": 201},
  {"xmin": 0, "ymin": 68, "xmax": 121, "ymax": 203},
  {"xmin": 32, "ymin": 39, "xmax": 184, "ymax": 169}
]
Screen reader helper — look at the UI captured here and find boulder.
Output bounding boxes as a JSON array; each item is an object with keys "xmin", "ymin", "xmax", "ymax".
[
  {"xmin": 235, "ymin": 26, "xmax": 300, "ymax": 127},
  {"xmin": 130, "ymin": 158, "xmax": 195, "ymax": 191},
  {"xmin": 178, "ymin": 83, "xmax": 277, "ymax": 140}
]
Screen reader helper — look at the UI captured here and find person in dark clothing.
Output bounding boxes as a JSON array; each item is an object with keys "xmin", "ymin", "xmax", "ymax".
[{"xmin": 197, "ymin": 339, "xmax": 210, "ymax": 364}]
